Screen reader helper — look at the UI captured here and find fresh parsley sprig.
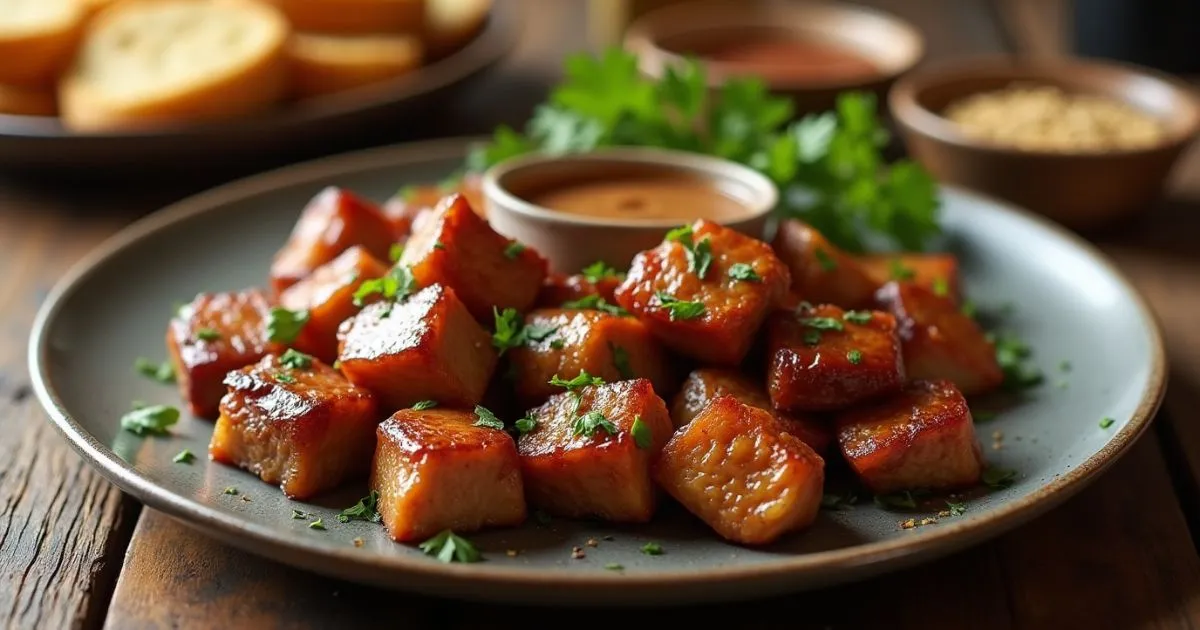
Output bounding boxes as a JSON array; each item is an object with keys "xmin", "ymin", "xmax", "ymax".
[
  {"xmin": 337, "ymin": 490, "xmax": 382, "ymax": 523},
  {"xmin": 353, "ymin": 266, "xmax": 418, "ymax": 307},
  {"xmin": 561, "ymin": 294, "xmax": 628, "ymax": 317},
  {"xmin": 654, "ymin": 292, "xmax": 705, "ymax": 321},
  {"xmin": 665, "ymin": 224, "xmax": 713, "ymax": 279}
]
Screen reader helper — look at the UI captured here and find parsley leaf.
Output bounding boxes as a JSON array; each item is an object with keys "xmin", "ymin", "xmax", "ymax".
[
  {"xmin": 803, "ymin": 330, "xmax": 822, "ymax": 346},
  {"xmin": 982, "ymin": 466, "xmax": 1017, "ymax": 489},
  {"xmin": 491, "ymin": 307, "xmax": 526, "ymax": 355},
  {"xmin": 655, "ymin": 291, "xmax": 706, "ymax": 320},
  {"xmin": 524, "ymin": 323, "xmax": 558, "ymax": 344},
  {"xmin": 665, "ymin": 224, "xmax": 713, "ymax": 279},
  {"xmin": 640, "ymin": 542, "xmax": 664, "ymax": 556},
  {"xmin": 1100, "ymin": 417, "xmax": 1115, "ymax": 429},
  {"xmin": 631, "ymin": 416, "xmax": 652, "ymax": 449},
  {"xmin": 389, "ymin": 243, "xmax": 405, "ymax": 262},
  {"xmin": 274, "ymin": 372, "xmax": 296, "ymax": 384},
  {"xmin": 419, "ymin": 530, "xmax": 482, "ymax": 563},
  {"xmin": 946, "ymin": 501, "xmax": 967, "ymax": 517},
  {"xmin": 992, "ymin": 333, "xmax": 1044, "ymax": 390},
  {"xmin": 291, "ymin": 509, "xmax": 309, "ymax": 520},
  {"xmin": 814, "ymin": 247, "xmax": 838, "ymax": 271},
  {"xmin": 610, "ymin": 343, "xmax": 634, "ymax": 379},
  {"xmin": 727, "ymin": 263, "xmax": 761, "ymax": 282},
  {"xmin": 353, "ymin": 266, "xmax": 418, "ymax": 307},
  {"xmin": 195, "ymin": 328, "xmax": 221, "ymax": 342},
  {"xmin": 800, "ymin": 316, "xmax": 844, "ymax": 331},
  {"xmin": 337, "ymin": 490, "xmax": 382, "ymax": 523},
  {"xmin": 932, "ymin": 276, "xmax": 950, "ymax": 297},
  {"xmin": 134, "ymin": 357, "xmax": 175, "ymax": 383},
  {"xmin": 847, "ymin": 349, "xmax": 863, "ymax": 364},
  {"xmin": 605, "ymin": 563, "xmax": 624, "ymax": 571},
  {"xmin": 549, "ymin": 370, "xmax": 605, "ymax": 391},
  {"xmin": 514, "ymin": 414, "xmax": 538, "ymax": 435},
  {"xmin": 412, "ymin": 400, "xmax": 438, "ymax": 410},
  {"xmin": 120, "ymin": 404, "xmax": 180, "ymax": 437},
  {"xmin": 842, "ymin": 310, "xmax": 873, "ymax": 325},
  {"xmin": 581, "ymin": 261, "xmax": 623, "ymax": 283},
  {"xmin": 504, "ymin": 241, "xmax": 526, "ymax": 259},
  {"xmin": 173, "ymin": 449, "xmax": 195, "ymax": 464},
  {"xmin": 309, "ymin": 518, "xmax": 326, "ymax": 530},
  {"xmin": 267, "ymin": 307, "xmax": 310, "ymax": 344},
  {"xmin": 473, "ymin": 405, "xmax": 505, "ymax": 430},
  {"xmin": 279, "ymin": 348, "xmax": 313, "ymax": 370},
  {"xmin": 562, "ymin": 294, "xmax": 628, "ymax": 316},
  {"xmin": 573, "ymin": 411, "xmax": 618, "ymax": 438}
]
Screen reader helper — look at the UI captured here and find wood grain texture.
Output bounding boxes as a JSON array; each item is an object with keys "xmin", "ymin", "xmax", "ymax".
[{"xmin": 0, "ymin": 212, "xmax": 139, "ymax": 630}]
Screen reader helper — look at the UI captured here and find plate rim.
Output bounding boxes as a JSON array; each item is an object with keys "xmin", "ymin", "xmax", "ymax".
[{"xmin": 27, "ymin": 136, "xmax": 1168, "ymax": 597}]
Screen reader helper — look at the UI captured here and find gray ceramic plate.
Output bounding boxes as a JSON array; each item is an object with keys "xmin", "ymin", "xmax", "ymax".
[{"xmin": 29, "ymin": 138, "xmax": 1166, "ymax": 606}]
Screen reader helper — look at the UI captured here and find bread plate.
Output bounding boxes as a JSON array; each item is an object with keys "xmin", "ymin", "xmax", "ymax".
[
  {"xmin": 29, "ymin": 138, "xmax": 1165, "ymax": 605},
  {"xmin": 0, "ymin": 3, "xmax": 513, "ymax": 173}
]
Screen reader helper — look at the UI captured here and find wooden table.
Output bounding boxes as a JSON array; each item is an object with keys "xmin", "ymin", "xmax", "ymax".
[{"xmin": 5, "ymin": 1, "xmax": 1200, "ymax": 628}]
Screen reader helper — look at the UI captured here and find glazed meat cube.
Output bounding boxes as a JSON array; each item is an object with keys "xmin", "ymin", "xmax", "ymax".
[
  {"xmin": 767, "ymin": 304, "xmax": 904, "ymax": 412},
  {"xmin": 337, "ymin": 284, "xmax": 496, "ymax": 412},
  {"xmin": 399, "ymin": 194, "xmax": 547, "ymax": 322},
  {"xmin": 671, "ymin": 368, "xmax": 831, "ymax": 452},
  {"xmin": 518, "ymin": 379, "xmax": 672, "ymax": 522},
  {"xmin": 372, "ymin": 408, "xmax": 525, "ymax": 542},
  {"xmin": 279, "ymin": 246, "xmax": 389, "ymax": 363},
  {"xmin": 860, "ymin": 254, "xmax": 962, "ymax": 304},
  {"xmin": 835, "ymin": 380, "xmax": 984, "ymax": 493},
  {"xmin": 210, "ymin": 352, "xmax": 379, "ymax": 499},
  {"xmin": 166, "ymin": 288, "xmax": 283, "ymax": 418},
  {"xmin": 536, "ymin": 271, "xmax": 622, "ymax": 308},
  {"xmin": 772, "ymin": 220, "xmax": 879, "ymax": 309},
  {"xmin": 508, "ymin": 308, "xmax": 673, "ymax": 407},
  {"xmin": 614, "ymin": 219, "xmax": 790, "ymax": 366},
  {"xmin": 382, "ymin": 186, "xmax": 442, "ymax": 242},
  {"xmin": 875, "ymin": 281, "xmax": 1003, "ymax": 396},
  {"xmin": 269, "ymin": 187, "xmax": 394, "ymax": 295},
  {"xmin": 655, "ymin": 396, "xmax": 824, "ymax": 545}
]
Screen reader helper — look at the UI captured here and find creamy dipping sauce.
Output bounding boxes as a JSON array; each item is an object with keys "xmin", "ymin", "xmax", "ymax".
[
  {"xmin": 699, "ymin": 36, "xmax": 880, "ymax": 84},
  {"xmin": 526, "ymin": 172, "xmax": 749, "ymax": 222}
]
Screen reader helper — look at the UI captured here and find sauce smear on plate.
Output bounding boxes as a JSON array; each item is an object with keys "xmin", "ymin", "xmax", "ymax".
[{"xmin": 526, "ymin": 172, "xmax": 748, "ymax": 222}]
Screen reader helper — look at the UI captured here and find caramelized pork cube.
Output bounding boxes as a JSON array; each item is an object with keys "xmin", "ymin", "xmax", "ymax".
[
  {"xmin": 772, "ymin": 220, "xmax": 879, "ymax": 308},
  {"xmin": 518, "ymin": 379, "xmax": 672, "ymax": 522},
  {"xmin": 536, "ymin": 271, "xmax": 623, "ymax": 308},
  {"xmin": 861, "ymin": 254, "xmax": 962, "ymax": 304},
  {"xmin": 372, "ymin": 408, "xmax": 525, "ymax": 542},
  {"xmin": 508, "ymin": 308, "xmax": 673, "ymax": 407},
  {"xmin": 835, "ymin": 380, "xmax": 984, "ymax": 493},
  {"xmin": 767, "ymin": 304, "xmax": 904, "ymax": 412},
  {"xmin": 210, "ymin": 352, "xmax": 378, "ymax": 499},
  {"xmin": 167, "ymin": 288, "xmax": 282, "ymax": 418},
  {"xmin": 399, "ymin": 194, "xmax": 547, "ymax": 322},
  {"xmin": 270, "ymin": 187, "xmax": 394, "ymax": 295},
  {"xmin": 671, "ymin": 368, "xmax": 831, "ymax": 452},
  {"xmin": 655, "ymin": 396, "xmax": 824, "ymax": 545},
  {"xmin": 337, "ymin": 284, "xmax": 496, "ymax": 411},
  {"xmin": 875, "ymin": 282, "xmax": 1002, "ymax": 396},
  {"xmin": 279, "ymin": 246, "xmax": 389, "ymax": 363},
  {"xmin": 614, "ymin": 220, "xmax": 790, "ymax": 365}
]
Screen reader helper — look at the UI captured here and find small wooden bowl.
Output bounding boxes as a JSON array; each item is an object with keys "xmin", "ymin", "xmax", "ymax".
[
  {"xmin": 889, "ymin": 57, "xmax": 1200, "ymax": 228},
  {"xmin": 624, "ymin": 0, "xmax": 923, "ymax": 115}
]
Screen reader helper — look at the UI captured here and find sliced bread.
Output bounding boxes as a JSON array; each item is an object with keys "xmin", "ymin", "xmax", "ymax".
[
  {"xmin": 267, "ymin": 0, "xmax": 423, "ymax": 35},
  {"xmin": 0, "ymin": 0, "xmax": 85, "ymax": 86},
  {"xmin": 287, "ymin": 32, "xmax": 422, "ymax": 98},
  {"xmin": 59, "ymin": 0, "xmax": 290, "ymax": 131}
]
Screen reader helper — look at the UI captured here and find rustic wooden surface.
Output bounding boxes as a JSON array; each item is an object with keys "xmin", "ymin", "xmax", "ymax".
[{"xmin": 5, "ymin": 0, "xmax": 1200, "ymax": 628}]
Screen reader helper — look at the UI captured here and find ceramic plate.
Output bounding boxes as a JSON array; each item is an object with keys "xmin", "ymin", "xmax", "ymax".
[{"xmin": 29, "ymin": 138, "xmax": 1165, "ymax": 606}]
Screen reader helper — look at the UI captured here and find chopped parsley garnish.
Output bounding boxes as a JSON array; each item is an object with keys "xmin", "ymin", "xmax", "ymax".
[
  {"xmin": 524, "ymin": 323, "xmax": 559, "ymax": 344},
  {"xmin": 550, "ymin": 339, "xmax": 566, "ymax": 350},
  {"xmin": 889, "ymin": 259, "xmax": 915, "ymax": 280},
  {"xmin": 820, "ymin": 492, "xmax": 858, "ymax": 510},
  {"xmin": 727, "ymin": 263, "xmax": 761, "ymax": 282},
  {"xmin": 504, "ymin": 241, "xmax": 526, "ymax": 259},
  {"xmin": 993, "ymin": 333, "xmax": 1044, "ymax": 390},
  {"xmin": 800, "ymin": 316, "xmax": 844, "ymax": 331},
  {"xmin": 419, "ymin": 530, "xmax": 482, "ymax": 563},
  {"xmin": 654, "ymin": 291, "xmax": 706, "ymax": 320},
  {"xmin": 195, "ymin": 328, "xmax": 221, "ymax": 341},
  {"xmin": 981, "ymin": 466, "xmax": 1017, "ymax": 489},
  {"xmin": 433, "ymin": 241, "xmax": 446, "ymax": 250},
  {"xmin": 932, "ymin": 277, "xmax": 950, "ymax": 297},
  {"xmin": 549, "ymin": 370, "xmax": 606, "ymax": 391},
  {"xmin": 389, "ymin": 242, "xmax": 405, "ymax": 262},
  {"xmin": 120, "ymin": 404, "xmax": 180, "ymax": 437},
  {"xmin": 842, "ymin": 310, "xmax": 872, "ymax": 325},
  {"xmin": 573, "ymin": 411, "xmax": 618, "ymax": 438},
  {"xmin": 491, "ymin": 307, "xmax": 526, "ymax": 355},
  {"xmin": 266, "ymin": 307, "xmax": 310, "ymax": 344},
  {"xmin": 610, "ymin": 343, "xmax": 634, "ymax": 379},
  {"xmin": 279, "ymin": 348, "xmax": 314, "ymax": 370},
  {"xmin": 352, "ymin": 265, "xmax": 418, "ymax": 307},
  {"xmin": 640, "ymin": 542, "xmax": 664, "ymax": 556},
  {"xmin": 631, "ymin": 416, "xmax": 652, "ymax": 449},
  {"xmin": 473, "ymin": 405, "xmax": 505, "ymax": 430},
  {"xmin": 562, "ymin": 294, "xmax": 629, "ymax": 316},
  {"xmin": 605, "ymin": 563, "xmax": 624, "ymax": 571},
  {"xmin": 814, "ymin": 247, "xmax": 838, "ymax": 271},
  {"xmin": 274, "ymin": 372, "xmax": 296, "ymax": 384},
  {"xmin": 309, "ymin": 518, "xmax": 326, "ymax": 530},
  {"xmin": 1100, "ymin": 417, "xmax": 1115, "ymax": 429},
  {"xmin": 665, "ymin": 224, "xmax": 713, "ymax": 279},
  {"xmin": 581, "ymin": 260, "xmax": 623, "ymax": 283},
  {"xmin": 291, "ymin": 509, "xmax": 309, "ymax": 520},
  {"xmin": 337, "ymin": 490, "xmax": 382, "ymax": 523},
  {"xmin": 847, "ymin": 350, "xmax": 863, "ymax": 364},
  {"xmin": 172, "ymin": 449, "xmax": 195, "ymax": 464},
  {"xmin": 514, "ymin": 414, "xmax": 538, "ymax": 435},
  {"xmin": 134, "ymin": 357, "xmax": 175, "ymax": 383},
  {"xmin": 874, "ymin": 491, "xmax": 918, "ymax": 510},
  {"xmin": 946, "ymin": 501, "xmax": 967, "ymax": 517},
  {"xmin": 412, "ymin": 400, "xmax": 438, "ymax": 410},
  {"xmin": 803, "ymin": 330, "xmax": 822, "ymax": 346},
  {"xmin": 223, "ymin": 487, "xmax": 238, "ymax": 495}
]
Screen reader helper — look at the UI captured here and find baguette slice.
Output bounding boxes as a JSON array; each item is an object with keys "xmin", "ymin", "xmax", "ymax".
[
  {"xmin": 287, "ymin": 32, "xmax": 422, "ymax": 98},
  {"xmin": 424, "ymin": 0, "xmax": 490, "ymax": 58},
  {"xmin": 0, "ymin": 0, "xmax": 84, "ymax": 86},
  {"xmin": 0, "ymin": 83, "xmax": 56, "ymax": 116},
  {"xmin": 59, "ymin": 0, "xmax": 289, "ymax": 131},
  {"xmin": 268, "ymin": 0, "xmax": 422, "ymax": 35}
]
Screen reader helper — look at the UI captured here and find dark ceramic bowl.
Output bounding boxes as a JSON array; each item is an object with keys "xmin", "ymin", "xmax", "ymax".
[{"xmin": 889, "ymin": 56, "xmax": 1200, "ymax": 228}]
